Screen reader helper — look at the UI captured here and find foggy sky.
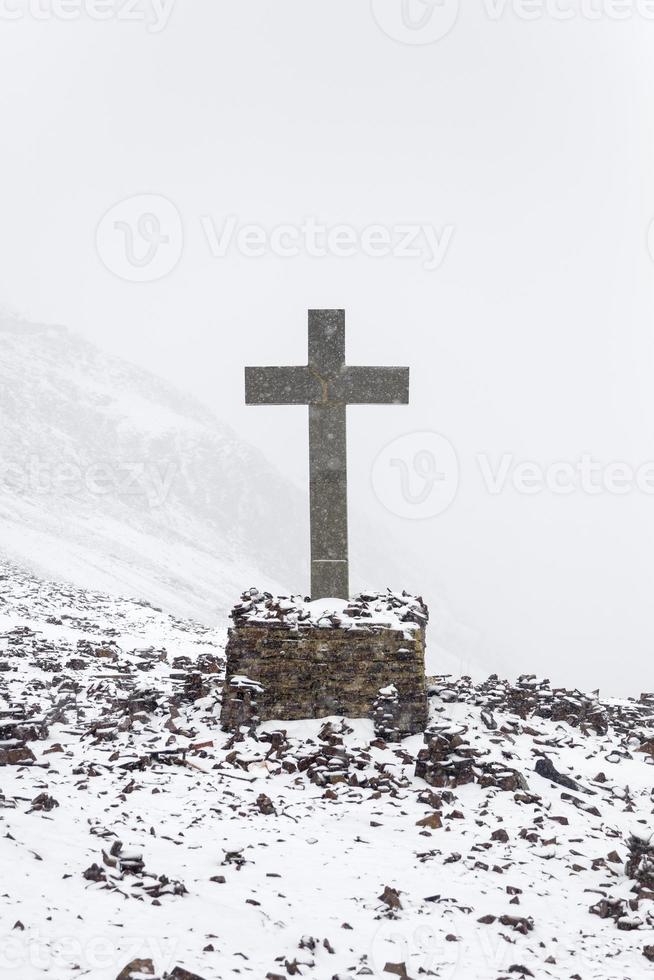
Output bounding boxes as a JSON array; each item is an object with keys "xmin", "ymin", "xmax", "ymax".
[{"xmin": 1, "ymin": 2, "xmax": 653, "ymax": 694}]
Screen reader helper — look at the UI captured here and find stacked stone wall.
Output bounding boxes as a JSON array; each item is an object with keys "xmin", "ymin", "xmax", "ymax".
[{"xmin": 220, "ymin": 622, "xmax": 427, "ymax": 739}]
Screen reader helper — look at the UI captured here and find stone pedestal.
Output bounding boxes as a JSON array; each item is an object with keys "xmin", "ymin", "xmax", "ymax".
[{"xmin": 220, "ymin": 590, "xmax": 429, "ymax": 740}]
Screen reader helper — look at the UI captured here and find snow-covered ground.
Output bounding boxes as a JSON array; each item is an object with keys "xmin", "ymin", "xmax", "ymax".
[{"xmin": 1, "ymin": 559, "xmax": 654, "ymax": 980}]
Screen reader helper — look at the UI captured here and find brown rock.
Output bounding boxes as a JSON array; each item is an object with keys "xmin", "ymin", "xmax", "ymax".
[
  {"xmin": 28, "ymin": 793, "xmax": 58, "ymax": 812},
  {"xmin": 499, "ymin": 915, "xmax": 534, "ymax": 934},
  {"xmin": 256, "ymin": 793, "xmax": 275, "ymax": 815},
  {"xmin": 416, "ymin": 812, "xmax": 442, "ymax": 830},
  {"xmin": 383, "ymin": 963, "xmax": 412, "ymax": 979},
  {"xmin": 0, "ymin": 745, "xmax": 36, "ymax": 766},
  {"xmin": 379, "ymin": 885, "xmax": 403, "ymax": 910},
  {"xmin": 116, "ymin": 959, "xmax": 155, "ymax": 980}
]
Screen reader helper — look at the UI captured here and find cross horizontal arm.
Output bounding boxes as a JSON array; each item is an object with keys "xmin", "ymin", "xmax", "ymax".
[
  {"xmin": 244, "ymin": 366, "xmax": 320, "ymax": 405},
  {"xmin": 340, "ymin": 366, "xmax": 410, "ymax": 405}
]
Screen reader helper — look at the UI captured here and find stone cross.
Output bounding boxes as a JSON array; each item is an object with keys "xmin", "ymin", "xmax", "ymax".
[{"xmin": 245, "ymin": 309, "xmax": 409, "ymax": 600}]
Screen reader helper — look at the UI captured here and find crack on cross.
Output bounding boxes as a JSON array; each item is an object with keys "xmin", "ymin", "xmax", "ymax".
[{"xmin": 308, "ymin": 365, "xmax": 332, "ymax": 404}]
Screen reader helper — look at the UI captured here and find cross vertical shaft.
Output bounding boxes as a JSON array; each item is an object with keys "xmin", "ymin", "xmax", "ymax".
[
  {"xmin": 309, "ymin": 404, "xmax": 348, "ymax": 598},
  {"xmin": 307, "ymin": 310, "xmax": 348, "ymax": 599}
]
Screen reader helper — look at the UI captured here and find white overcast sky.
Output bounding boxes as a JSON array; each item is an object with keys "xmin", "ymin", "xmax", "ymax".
[{"xmin": 1, "ymin": 2, "xmax": 654, "ymax": 693}]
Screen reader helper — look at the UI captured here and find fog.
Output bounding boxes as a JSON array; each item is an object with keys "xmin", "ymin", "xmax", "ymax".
[{"xmin": 1, "ymin": 2, "xmax": 653, "ymax": 694}]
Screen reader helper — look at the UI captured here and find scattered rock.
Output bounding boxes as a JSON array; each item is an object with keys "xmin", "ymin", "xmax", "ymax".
[
  {"xmin": 0, "ymin": 743, "xmax": 36, "ymax": 766},
  {"xmin": 116, "ymin": 959, "xmax": 155, "ymax": 980},
  {"xmin": 28, "ymin": 792, "xmax": 59, "ymax": 812},
  {"xmin": 534, "ymin": 757, "xmax": 588, "ymax": 794},
  {"xmin": 379, "ymin": 885, "xmax": 402, "ymax": 910}
]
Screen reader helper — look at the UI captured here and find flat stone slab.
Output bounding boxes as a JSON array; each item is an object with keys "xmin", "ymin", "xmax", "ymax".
[{"xmin": 220, "ymin": 590, "xmax": 429, "ymax": 740}]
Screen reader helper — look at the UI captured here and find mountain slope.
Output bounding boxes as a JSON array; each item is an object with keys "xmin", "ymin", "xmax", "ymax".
[{"xmin": 0, "ymin": 316, "xmax": 308, "ymax": 619}]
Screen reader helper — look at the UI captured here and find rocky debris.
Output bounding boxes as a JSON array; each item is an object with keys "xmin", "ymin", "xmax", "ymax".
[
  {"xmin": 27, "ymin": 792, "xmax": 59, "ymax": 812},
  {"xmin": 499, "ymin": 915, "xmax": 534, "ymax": 935},
  {"xmin": 379, "ymin": 885, "xmax": 403, "ymax": 911},
  {"xmin": 115, "ymin": 962, "xmax": 205, "ymax": 980},
  {"xmin": 0, "ymin": 716, "xmax": 48, "ymax": 741},
  {"xmin": 179, "ymin": 671, "xmax": 210, "ymax": 704},
  {"xmin": 372, "ymin": 684, "xmax": 407, "ymax": 741},
  {"xmin": 415, "ymin": 723, "xmax": 529, "ymax": 793},
  {"xmin": 416, "ymin": 811, "xmax": 442, "ymax": 830},
  {"xmin": 415, "ymin": 723, "xmax": 477, "ymax": 787},
  {"xmin": 3, "ymin": 560, "xmax": 654, "ymax": 978},
  {"xmin": 165, "ymin": 968, "xmax": 206, "ymax": 980},
  {"xmin": 626, "ymin": 833, "xmax": 654, "ymax": 895},
  {"xmin": 171, "ymin": 653, "xmax": 223, "ymax": 706},
  {"xmin": 83, "ymin": 843, "xmax": 188, "ymax": 901},
  {"xmin": 429, "ymin": 673, "xmax": 650, "ymax": 739},
  {"xmin": 588, "ymin": 834, "xmax": 654, "ymax": 931},
  {"xmin": 220, "ymin": 675, "xmax": 263, "ymax": 734},
  {"xmin": 231, "ymin": 588, "xmax": 428, "ymax": 630},
  {"xmin": 256, "ymin": 792, "xmax": 276, "ymax": 815},
  {"xmin": 219, "ymin": 718, "xmax": 411, "ymax": 795}
]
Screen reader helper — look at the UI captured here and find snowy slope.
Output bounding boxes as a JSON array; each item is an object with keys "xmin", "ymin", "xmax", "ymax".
[
  {"xmin": 0, "ymin": 316, "xmax": 308, "ymax": 619},
  {"xmin": 1, "ymin": 560, "xmax": 654, "ymax": 980}
]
